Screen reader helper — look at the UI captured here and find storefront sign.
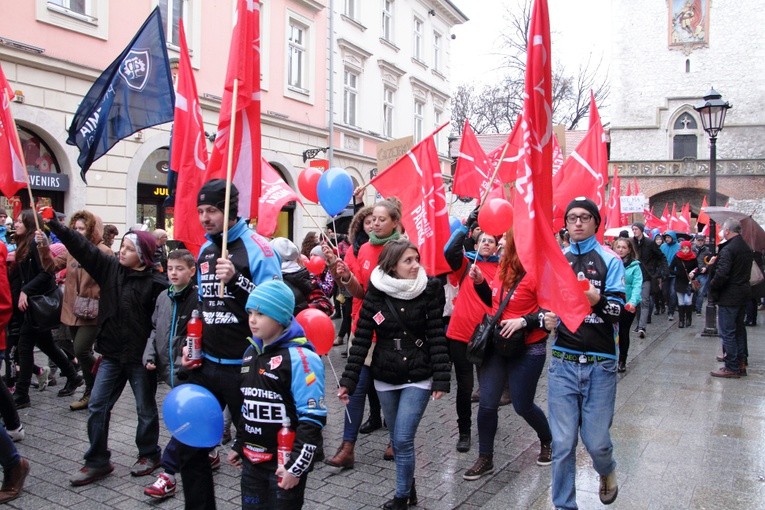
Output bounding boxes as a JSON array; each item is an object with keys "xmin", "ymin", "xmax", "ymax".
[
  {"xmin": 153, "ymin": 186, "xmax": 169, "ymax": 196},
  {"xmin": 27, "ymin": 171, "xmax": 69, "ymax": 192}
]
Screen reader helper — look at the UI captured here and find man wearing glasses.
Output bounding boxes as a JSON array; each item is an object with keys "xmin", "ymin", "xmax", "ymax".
[{"xmin": 543, "ymin": 197, "xmax": 625, "ymax": 509}]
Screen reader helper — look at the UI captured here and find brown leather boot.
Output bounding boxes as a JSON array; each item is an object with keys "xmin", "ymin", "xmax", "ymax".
[
  {"xmin": 323, "ymin": 441, "xmax": 355, "ymax": 469},
  {"xmin": 384, "ymin": 442, "xmax": 394, "ymax": 461},
  {"xmin": 0, "ymin": 457, "xmax": 30, "ymax": 503}
]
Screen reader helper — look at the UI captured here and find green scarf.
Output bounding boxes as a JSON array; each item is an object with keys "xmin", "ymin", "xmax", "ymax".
[{"xmin": 368, "ymin": 230, "xmax": 401, "ymax": 246}]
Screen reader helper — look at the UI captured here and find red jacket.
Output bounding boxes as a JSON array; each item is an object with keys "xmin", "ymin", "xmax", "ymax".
[
  {"xmin": 0, "ymin": 243, "xmax": 12, "ymax": 351},
  {"xmin": 490, "ymin": 273, "xmax": 547, "ymax": 345},
  {"xmin": 446, "ymin": 259, "xmax": 498, "ymax": 343},
  {"xmin": 346, "ymin": 242, "xmax": 384, "ymax": 333}
]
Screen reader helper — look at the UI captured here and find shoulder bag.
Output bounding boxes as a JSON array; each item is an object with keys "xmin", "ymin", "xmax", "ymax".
[
  {"xmin": 466, "ymin": 277, "xmax": 525, "ymax": 365},
  {"xmin": 73, "ymin": 265, "xmax": 99, "ymax": 320},
  {"xmin": 27, "ymin": 282, "xmax": 63, "ymax": 331}
]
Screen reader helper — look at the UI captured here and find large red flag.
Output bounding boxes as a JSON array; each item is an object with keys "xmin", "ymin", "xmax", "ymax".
[
  {"xmin": 605, "ymin": 168, "xmax": 623, "ymax": 230},
  {"xmin": 370, "ymin": 130, "xmax": 451, "ymax": 276},
  {"xmin": 0, "ymin": 64, "xmax": 26, "ymax": 199},
  {"xmin": 643, "ymin": 207, "xmax": 662, "ymax": 230},
  {"xmin": 486, "ymin": 114, "xmax": 524, "ymax": 184},
  {"xmin": 552, "ymin": 93, "xmax": 608, "ymax": 222},
  {"xmin": 697, "ymin": 196, "xmax": 709, "ymax": 226},
  {"xmin": 171, "ymin": 21, "xmax": 208, "ymax": 256},
  {"xmin": 453, "ymin": 121, "xmax": 497, "ymax": 200},
  {"xmin": 660, "ymin": 203, "xmax": 670, "ymax": 230},
  {"xmin": 631, "ymin": 177, "xmax": 640, "ymax": 196},
  {"xmin": 551, "ymin": 133, "xmax": 563, "ymax": 178},
  {"xmin": 206, "ymin": 0, "xmax": 261, "ymax": 219},
  {"xmin": 512, "ymin": 0, "xmax": 590, "ymax": 332},
  {"xmin": 624, "ymin": 180, "xmax": 632, "ymax": 197},
  {"xmin": 668, "ymin": 202, "xmax": 682, "ymax": 231},
  {"xmin": 257, "ymin": 158, "xmax": 301, "ymax": 238},
  {"xmin": 679, "ymin": 202, "xmax": 692, "ymax": 234}
]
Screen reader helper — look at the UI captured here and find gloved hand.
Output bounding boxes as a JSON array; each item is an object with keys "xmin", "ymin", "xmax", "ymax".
[{"xmin": 466, "ymin": 207, "xmax": 480, "ymax": 228}]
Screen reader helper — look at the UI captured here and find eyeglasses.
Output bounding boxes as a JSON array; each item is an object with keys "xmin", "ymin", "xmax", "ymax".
[
  {"xmin": 478, "ymin": 238, "xmax": 496, "ymax": 245},
  {"xmin": 565, "ymin": 213, "xmax": 594, "ymax": 224}
]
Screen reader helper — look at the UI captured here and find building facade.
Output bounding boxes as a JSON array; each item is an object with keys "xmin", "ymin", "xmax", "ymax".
[{"xmin": 0, "ymin": 0, "xmax": 466, "ymax": 242}]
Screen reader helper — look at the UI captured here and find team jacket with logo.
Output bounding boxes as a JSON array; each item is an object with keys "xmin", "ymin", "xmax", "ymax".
[
  {"xmin": 234, "ymin": 320, "xmax": 326, "ymax": 477},
  {"xmin": 554, "ymin": 235, "xmax": 626, "ymax": 357},
  {"xmin": 196, "ymin": 219, "xmax": 282, "ymax": 361}
]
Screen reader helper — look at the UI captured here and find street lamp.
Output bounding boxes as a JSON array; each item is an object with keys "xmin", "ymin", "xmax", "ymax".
[{"xmin": 694, "ymin": 87, "xmax": 731, "ymax": 336}]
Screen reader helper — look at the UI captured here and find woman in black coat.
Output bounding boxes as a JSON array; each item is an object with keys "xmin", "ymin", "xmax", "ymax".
[
  {"xmin": 338, "ymin": 239, "xmax": 450, "ymax": 510},
  {"xmin": 9, "ymin": 210, "xmax": 82, "ymax": 409}
]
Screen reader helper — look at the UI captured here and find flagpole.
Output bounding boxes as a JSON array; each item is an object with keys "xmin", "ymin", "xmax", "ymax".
[
  {"xmin": 477, "ymin": 142, "xmax": 510, "ymax": 208},
  {"xmin": 220, "ymin": 78, "xmax": 239, "ymax": 298},
  {"xmin": 3, "ymin": 89, "xmax": 40, "ymax": 232},
  {"xmin": 298, "ymin": 201, "xmax": 338, "ymax": 251}
]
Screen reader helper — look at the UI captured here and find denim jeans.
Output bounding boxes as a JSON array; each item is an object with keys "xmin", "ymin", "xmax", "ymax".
[
  {"xmin": 548, "ymin": 355, "xmax": 617, "ymax": 510},
  {"xmin": 0, "ymin": 367, "xmax": 20, "ymax": 432},
  {"xmin": 717, "ymin": 305, "xmax": 747, "ymax": 371},
  {"xmin": 0, "ymin": 426, "xmax": 20, "ymax": 471},
  {"xmin": 662, "ymin": 277, "xmax": 677, "ymax": 315},
  {"xmin": 637, "ymin": 280, "xmax": 652, "ymax": 330},
  {"xmin": 477, "ymin": 350, "xmax": 550, "ymax": 456},
  {"xmin": 448, "ymin": 339, "xmax": 474, "ymax": 435},
  {"xmin": 241, "ymin": 461, "xmax": 308, "ymax": 509},
  {"xmin": 376, "ymin": 385, "xmax": 431, "ymax": 499},
  {"xmin": 85, "ymin": 358, "xmax": 160, "ymax": 468},
  {"xmin": 343, "ymin": 365, "xmax": 372, "ymax": 442},
  {"xmin": 693, "ymin": 274, "xmax": 709, "ymax": 313}
]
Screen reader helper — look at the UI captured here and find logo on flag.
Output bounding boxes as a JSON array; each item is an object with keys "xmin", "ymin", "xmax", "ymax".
[{"xmin": 119, "ymin": 50, "xmax": 150, "ymax": 91}]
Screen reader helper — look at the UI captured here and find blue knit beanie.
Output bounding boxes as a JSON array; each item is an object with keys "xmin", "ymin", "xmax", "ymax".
[{"xmin": 245, "ymin": 280, "xmax": 295, "ymax": 327}]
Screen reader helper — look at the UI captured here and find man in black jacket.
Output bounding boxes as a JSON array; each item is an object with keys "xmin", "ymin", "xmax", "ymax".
[
  {"xmin": 709, "ymin": 219, "xmax": 753, "ymax": 378},
  {"xmin": 631, "ymin": 222, "xmax": 668, "ymax": 338}
]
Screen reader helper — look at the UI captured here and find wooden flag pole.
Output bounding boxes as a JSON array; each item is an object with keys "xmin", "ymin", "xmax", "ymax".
[
  {"xmin": 298, "ymin": 201, "xmax": 338, "ymax": 251},
  {"xmin": 477, "ymin": 142, "xmax": 510, "ymax": 209},
  {"xmin": 219, "ymin": 78, "xmax": 239, "ymax": 297}
]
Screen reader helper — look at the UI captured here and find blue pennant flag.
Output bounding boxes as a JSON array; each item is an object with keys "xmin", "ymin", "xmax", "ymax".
[{"xmin": 67, "ymin": 7, "xmax": 175, "ymax": 182}]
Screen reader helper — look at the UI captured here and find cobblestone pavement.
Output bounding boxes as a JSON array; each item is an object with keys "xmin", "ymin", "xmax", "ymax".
[{"xmin": 7, "ymin": 311, "xmax": 765, "ymax": 509}]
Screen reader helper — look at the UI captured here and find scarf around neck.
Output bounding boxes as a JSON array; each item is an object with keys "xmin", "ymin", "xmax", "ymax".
[
  {"xmin": 368, "ymin": 230, "xmax": 401, "ymax": 246},
  {"xmin": 370, "ymin": 266, "xmax": 428, "ymax": 300}
]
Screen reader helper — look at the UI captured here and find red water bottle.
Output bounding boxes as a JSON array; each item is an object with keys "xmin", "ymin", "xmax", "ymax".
[
  {"xmin": 577, "ymin": 271, "xmax": 590, "ymax": 291},
  {"xmin": 186, "ymin": 310, "xmax": 203, "ymax": 368},
  {"xmin": 277, "ymin": 419, "xmax": 295, "ymax": 482}
]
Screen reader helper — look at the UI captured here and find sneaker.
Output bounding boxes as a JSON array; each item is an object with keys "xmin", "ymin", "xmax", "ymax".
[
  {"xmin": 57, "ymin": 374, "xmax": 84, "ymax": 397},
  {"xmin": 36, "ymin": 366, "xmax": 51, "ymax": 391},
  {"xmin": 456, "ymin": 433, "xmax": 471, "ymax": 453},
  {"xmin": 144, "ymin": 473, "xmax": 176, "ymax": 499},
  {"xmin": 668, "ymin": 313, "xmax": 674, "ymax": 322},
  {"xmin": 599, "ymin": 470, "xmax": 618, "ymax": 505},
  {"xmin": 716, "ymin": 355, "xmax": 725, "ymax": 362},
  {"xmin": 70, "ymin": 390, "xmax": 91, "ymax": 411},
  {"xmin": 130, "ymin": 456, "xmax": 161, "ymax": 477},
  {"xmin": 617, "ymin": 362, "xmax": 626, "ymax": 373},
  {"xmin": 209, "ymin": 450, "xmax": 221, "ymax": 471},
  {"xmin": 710, "ymin": 367, "xmax": 740, "ymax": 379},
  {"xmin": 638, "ymin": 329, "xmax": 646, "ymax": 339},
  {"xmin": 6, "ymin": 424, "xmax": 24, "ymax": 442},
  {"xmin": 70, "ymin": 463, "xmax": 114, "ymax": 486},
  {"xmin": 47, "ymin": 376, "xmax": 58, "ymax": 387},
  {"xmin": 537, "ymin": 442, "xmax": 552, "ymax": 466},
  {"xmin": 696, "ymin": 312, "xmax": 702, "ymax": 317},
  {"xmin": 463, "ymin": 455, "xmax": 494, "ymax": 481}
]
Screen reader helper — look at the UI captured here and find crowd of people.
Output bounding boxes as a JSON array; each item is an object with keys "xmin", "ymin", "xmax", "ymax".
[{"xmin": 0, "ymin": 187, "xmax": 762, "ymax": 509}]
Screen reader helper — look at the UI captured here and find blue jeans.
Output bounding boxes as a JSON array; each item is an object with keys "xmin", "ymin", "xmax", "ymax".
[
  {"xmin": 0, "ymin": 423, "xmax": 20, "ymax": 471},
  {"xmin": 717, "ymin": 305, "xmax": 747, "ymax": 371},
  {"xmin": 376, "ymin": 385, "xmax": 431, "ymax": 499},
  {"xmin": 477, "ymin": 350, "xmax": 551, "ymax": 455},
  {"xmin": 343, "ymin": 365, "xmax": 372, "ymax": 442},
  {"xmin": 241, "ymin": 461, "xmax": 308, "ymax": 509},
  {"xmin": 548, "ymin": 355, "xmax": 617, "ymax": 510},
  {"xmin": 694, "ymin": 274, "xmax": 709, "ymax": 313},
  {"xmin": 85, "ymin": 358, "xmax": 160, "ymax": 468},
  {"xmin": 662, "ymin": 277, "xmax": 677, "ymax": 315}
]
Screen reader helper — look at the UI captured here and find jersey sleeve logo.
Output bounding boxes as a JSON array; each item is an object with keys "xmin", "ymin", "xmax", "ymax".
[{"xmin": 268, "ymin": 355, "xmax": 283, "ymax": 370}]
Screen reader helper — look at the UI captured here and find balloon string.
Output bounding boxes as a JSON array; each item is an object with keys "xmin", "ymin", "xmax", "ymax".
[{"xmin": 325, "ymin": 355, "xmax": 352, "ymax": 424}]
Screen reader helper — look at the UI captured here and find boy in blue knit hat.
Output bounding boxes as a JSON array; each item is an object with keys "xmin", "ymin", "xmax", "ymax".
[{"xmin": 227, "ymin": 280, "xmax": 326, "ymax": 509}]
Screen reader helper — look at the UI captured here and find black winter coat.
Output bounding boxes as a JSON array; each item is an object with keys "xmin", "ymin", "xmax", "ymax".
[
  {"xmin": 709, "ymin": 234, "xmax": 753, "ymax": 306},
  {"xmin": 49, "ymin": 219, "xmax": 168, "ymax": 364},
  {"xmin": 669, "ymin": 256, "xmax": 698, "ymax": 295},
  {"xmin": 340, "ymin": 278, "xmax": 450, "ymax": 395}
]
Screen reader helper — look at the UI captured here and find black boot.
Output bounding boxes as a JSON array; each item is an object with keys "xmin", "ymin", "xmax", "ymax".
[
  {"xmin": 409, "ymin": 478, "xmax": 418, "ymax": 506},
  {"xmin": 382, "ymin": 496, "xmax": 409, "ymax": 510},
  {"xmin": 678, "ymin": 309, "xmax": 685, "ymax": 328},
  {"xmin": 685, "ymin": 306, "xmax": 693, "ymax": 327}
]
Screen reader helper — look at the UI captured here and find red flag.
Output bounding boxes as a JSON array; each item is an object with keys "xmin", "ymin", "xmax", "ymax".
[
  {"xmin": 624, "ymin": 180, "xmax": 632, "ymax": 197},
  {"xmin": 486, "ymin": 114, "xmax": 524, "ymax": 184},
  {"xmin": 453, "ymin": 121, "xmax": 497, "ymax": 200},
  {"xmin": 660, "ymin": 203, "xmax": 670, "ymax": 230},
  {"xmin": 605, "ymin": 168, "xmax": 623, "ymax": 230},
  {"xmin": 0, "ymin": 64, "xmax": 26, "ymax": 198},
  {"xmin": 631, "ymin": 177, "xmax": 640, "ymax": 196},
  {"xmin": 643, "ymin": 207, "xmax": 662, "ymax": 230},
  {"xmin": 551, "ymin": 133, "xmax": 563, "ymax": 178},
  {"xmin": 370, "ymin": 130, "xmax": 451, "ymax": 276},
  {"xmin": 679, "ymin": 202, "xmax": 692, "ymax": 234},
  {"xmin": 206, "ymin": 0, "xmax": 261, "ymax": 219},
  {"xmin": 171, "ymin": 21, "xmax": 208, "ymax": 256},
  {"xmin": 512, "ymin": 0, "xmax": 590, "ymax": 332},
  {"xmin": 552, "ymin": 93, "xmax": 608, "ymax": 222},
  {"xmin": 257, "ymin": 158, "xmax": 301, "ymax": 237},
  {"xmin": 668, "ymin": 203, "xmax": 682, "ymax": 231},
  {"xmin": 697, "ymin": 196, "xmax": 709, "ymax": 227}
]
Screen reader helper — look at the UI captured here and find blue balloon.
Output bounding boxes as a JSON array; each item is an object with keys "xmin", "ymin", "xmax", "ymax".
[
  {"xmin": 317, "ymin": 167, "xmax": 354, "ymax": 217},
  {"xmin": 163, "ymin": 384, "xmax": 223, "ymax": 448},
  {"xmin": 449, "ymin": 216, "xmax": 462, "ymax": 234}
]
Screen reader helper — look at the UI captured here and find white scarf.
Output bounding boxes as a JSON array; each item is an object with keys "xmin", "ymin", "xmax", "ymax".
[{"xmin": 369, "ymin": 266, "xmax": 428, "ymax": 300}]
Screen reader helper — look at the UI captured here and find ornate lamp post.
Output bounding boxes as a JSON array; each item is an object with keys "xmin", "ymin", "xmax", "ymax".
[{"xmin": 694, "ymin": 88, "xmax": 731, "ymax": 336}]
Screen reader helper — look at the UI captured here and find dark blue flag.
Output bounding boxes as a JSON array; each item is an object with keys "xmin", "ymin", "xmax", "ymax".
[{"xmin": 67, "ymin": 7, "xmax": 175, "ymax": 182}]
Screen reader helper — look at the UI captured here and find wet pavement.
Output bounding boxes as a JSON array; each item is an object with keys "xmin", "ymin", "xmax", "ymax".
[{"xmin": 8, "ymin": 310, "xmax": 765, "ymax": 509}]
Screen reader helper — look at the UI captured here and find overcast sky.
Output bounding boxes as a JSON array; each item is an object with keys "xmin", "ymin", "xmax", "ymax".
[{"xmin": 450, "ymin": 0, "xmax": 612, "ymax": 121}]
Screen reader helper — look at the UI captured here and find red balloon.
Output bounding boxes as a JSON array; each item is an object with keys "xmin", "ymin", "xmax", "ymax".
[
  {"xmin": 478, "ymin": 198, "xmax": 514, "ymax": 235},
  {"xmin": 295, "ymin": 308, "xmax": 335, "ymax": 356},
  {"xmin": 305, "ymin": 255, "xmax": 326, "ymax": 275},
  {"xmin": 297, "ymin": 168, "xmax": 322, "ymax": 203}
]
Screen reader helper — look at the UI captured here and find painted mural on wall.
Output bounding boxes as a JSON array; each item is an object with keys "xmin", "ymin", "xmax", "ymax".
[{"xmin": 669, "ymin": 0, "xmax": 709, "ymax": 49}]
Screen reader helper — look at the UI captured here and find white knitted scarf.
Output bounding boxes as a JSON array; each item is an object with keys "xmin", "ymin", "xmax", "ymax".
[{"xmin": 369, "ymin": 266, "xmax": 428, "ymax": 300}]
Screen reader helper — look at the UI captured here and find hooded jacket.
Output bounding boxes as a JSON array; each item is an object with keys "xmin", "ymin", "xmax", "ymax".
[
  {"xmin": 282, "ymin": 268, "xmax": 334, "ymax": 316},
  {"xmin": 234, "ymin": 320, "xmax": 326, "ymax": 477},
  {"xmin": 48, "ymin": 219, "xmax": 168, "ymax": 364},
  {"xmin": 660, "ymin": 231, "xmax": 681, "ymax": 267}
]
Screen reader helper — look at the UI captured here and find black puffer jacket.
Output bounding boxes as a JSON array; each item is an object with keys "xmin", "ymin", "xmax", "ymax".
[
  {"xmin": 49, "ymin": 219, "xmax": 168, "ymax": 364},
  {"xmin": 340, "ymin": 277, "xmax": 450, "ymax": 394}
]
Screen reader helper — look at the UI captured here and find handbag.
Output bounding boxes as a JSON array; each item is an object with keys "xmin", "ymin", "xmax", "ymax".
[
  {"xmin": 750, "ymin": 260, "xmax": 764, "ymax": 286},
  {"xmin": 73, "ymin": 266, "xmax": 99, "ymax": 320},
  {"xmin": 466, "ymin": 278, "xmax": 523, "ymax": 365},
  {"xmin": 27, "ymin": 284, "xmax": 63, "ymax": 331}
]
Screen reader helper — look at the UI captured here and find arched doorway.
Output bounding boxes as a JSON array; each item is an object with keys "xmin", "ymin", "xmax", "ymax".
[{"xmin": 135, "ymin": 147, "xmax": 171, "ymax": 231}]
